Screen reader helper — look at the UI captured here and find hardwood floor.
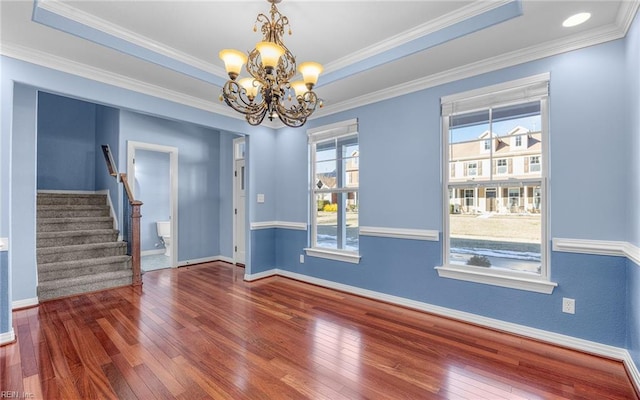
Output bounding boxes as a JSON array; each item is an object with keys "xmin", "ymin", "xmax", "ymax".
[{"xmin": 1, "ymin": 262, "xmax": 637, "ymax": 399}]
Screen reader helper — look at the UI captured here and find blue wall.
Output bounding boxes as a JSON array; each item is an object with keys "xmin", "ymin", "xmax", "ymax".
[
  {"xmin": 625, "ymin": 10, "xmax": 640, "ymax": 371},
  {"xmin": 134, "ymin": 149, "xmax": 170, "ymax": 252},
  {"xmin": 1, "ymin": 11, "xmax": 638, "ymax": 370},
  {"xmin": 119, "ymin": 111, "xmax": 225, "ymax": 262},
  {"xmin": 11, "ymin": 85, "xmax": 38, "ymax": 303},
  {"xmin": 95, "ymin": 105, "xmax": 121, "ymax": 221},
  {"xmin": 627, "ymin": 11, "xmax": 640, "ymax": 248},
  {"xmin": 269, "ymin": 35, "xmax": 636, "ymax": 347},
  {"xmin": 37, "ymin": 92, "xmax": 97, "ymax": 191}
]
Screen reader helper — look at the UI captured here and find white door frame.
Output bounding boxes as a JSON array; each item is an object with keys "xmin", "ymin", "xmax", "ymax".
[
  {"xmin": 127, "ymin": 140, "xmax": 179, "ymax": 268},
  {"xmin": 233, "ymin": 137, "xmax": 246, "ymax": 265}
]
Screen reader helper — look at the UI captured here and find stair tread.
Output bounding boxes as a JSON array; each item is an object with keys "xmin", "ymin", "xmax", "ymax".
[
  {"xmin": 38, "ymin": 216, "xmax": 113, "ymax": 222},
  {"xmin": 38, "ymin": 229, "xmax": 118, "ymax": 238},
  {"xmin": 38, "ymin": 204, "xmax": 109, "ymax": 209},
  {"xmin": 38, "ymin": 255, "xmax": 131, "ymax": 268},
  {"xmin": 38, "ymin": 269, "xmax": 133, "ymax": 289},
  {"xmin": 37, "ymin": 241, "xmax": 127, "ymax": 254}
]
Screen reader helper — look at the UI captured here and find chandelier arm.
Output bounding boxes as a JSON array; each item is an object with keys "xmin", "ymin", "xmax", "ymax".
[
  {"xmin": 274, "ymin": 91, "xmax": 319, "ymax": 127},
  {"xmin": 221, "ymin": 81, "xmax": 268, "ymax": 116},
  {"xmin": 219, "ymin": 0, "xmax": 322, "ymax": 127}
]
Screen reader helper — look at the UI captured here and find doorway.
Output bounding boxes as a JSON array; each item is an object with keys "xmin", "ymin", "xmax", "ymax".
[
  {"xmin": 127, "ymin": 141, "xmax": 178, "ymax": 270},
  {"xmin": 233, "ymin": 138, "xmax": 246, "ymax": 265}
]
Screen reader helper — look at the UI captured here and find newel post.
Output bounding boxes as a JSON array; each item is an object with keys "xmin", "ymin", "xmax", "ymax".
[{"xmin": 131, "ymin": 200, "xmax": 143, "ymax": 287}]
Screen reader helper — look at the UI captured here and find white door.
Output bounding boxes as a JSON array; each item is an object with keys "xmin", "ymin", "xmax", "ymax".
[{"xmin": 234, "ymin": 158, "xmax": 246, "ymax": 264}]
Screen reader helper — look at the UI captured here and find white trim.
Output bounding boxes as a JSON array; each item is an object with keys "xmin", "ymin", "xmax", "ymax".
[
  {"xmin": 176, "ymin": 255, "xmax": 232, "ymax": 267},
  {"xmin": 127, "ymin": 141, "xmax": 179, "ymax": 269},
  {"xmin": 323, "ymin": 1, "xmax": 515, "ymax": 76},
  {"xmin": 553, "ymin": 238, "xmax": 640, "ymax": 266},
  {"xmin": 141, "ymin": 249, "xmax": 165, "ymax": 257},
  {"xmin": 359, "ymin": 226, "xmax": 439, "ymax": 241},
  {"xmin": 0, "ymin": 44, "xmax": 243, "ymax": 122},
  {"xmin": 250, "ymin": 221, "xmax": 307, "ymax": 231},
  {"xmin": 0, "ymin": 237, "xmax": 8, "ymax": 252},
  {"xmin": 311, "ymin": 21, "xmax": 630, "ymax": 119},
  {"xmin": 0, "ymin": 329, "xmax": 16, "ymax": 346},
  {"xmin": 244, "ymin": 268, "xmax": 278, "ymax": 282},
  {"xmin": 96, "ymin": 189, "xmax": 119, "ymax": 233},
  {"xmin": 12, "ymin": 297, "xmax": 39, "ymax": 310},
  {"xmin": 441, "ymin": 73, "xmax": 550, "ymax": 112},
  {"xmin": 624, "ymin": 352, "xmax": 640, "ymax": 396},
  {"xmin": 307, "ymin": 118, "xmax": 359, "ymax": 142},
  {"xmin": 435, "ymin": 265, "xmax": 557, "ymax": 294},
  {"xmin": 244, "ymin": 268, "xmax": 631, "ymax": 365},
  {"xmin": 304, "ymin": 248, "xmax": 361, "ymax": 264},
  {"xmin": 35, "ymin": 0, "xmax": 226, "ymax": 79}
]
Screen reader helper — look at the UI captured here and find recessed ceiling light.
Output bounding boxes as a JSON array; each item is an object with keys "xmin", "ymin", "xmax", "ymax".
[{"xmin": 563, "ymin": 12, "xmax": 591, "ymax": 28}]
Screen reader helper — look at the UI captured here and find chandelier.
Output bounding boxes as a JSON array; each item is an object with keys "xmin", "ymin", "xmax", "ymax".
[{"xmin": 219, "ymin": 0, "xmax": 323, "ymax": 127}]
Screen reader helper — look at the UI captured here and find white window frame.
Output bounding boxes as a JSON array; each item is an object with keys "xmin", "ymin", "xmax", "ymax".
[
  {"xmin": 436, "ymin": 74, "xmax": 556, "ymax": 294},
  {"xmin": 305, "ymin": 119, "xmax": 361, "ymax": 264},
  {"xmin": 466, "ymin": 162, "xmax": 478, "ymax": 176},
  {"xmin": 530, "ymin": 155, "xmax": 541, "ymax": 173},
  {"xmin": 496, "ymin": 159, "xmax": 508, "ymax": 174}
]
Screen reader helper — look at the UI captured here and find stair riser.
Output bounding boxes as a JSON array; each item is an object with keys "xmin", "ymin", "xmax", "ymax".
[
  {"xmin": 38, "ymin": 246, "xmax": 127, "ymax": 264},
  {"xmin": 37, "ymin": 196, "xmax": 107, "ymax": 206},
  {"xmin": 38, "ymin": 221, "xmax": 113, "ymax": 232},
  {"xmin": 37, "ymin": 209, "xmax": 110, "ymax": 218},
  {"xmin": 39, "ymin": 261, "xmax": 131, "ymax": 281},
  {"xmin": 37, "ymin": 233, "xmax": 118, "ymax": 248},
  {"xmin": 38, "ymin": 275, "xmax": 133, "ymax": 302}
]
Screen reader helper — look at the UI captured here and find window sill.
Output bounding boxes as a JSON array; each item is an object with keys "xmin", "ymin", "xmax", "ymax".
[
  {"xmin": 304, "ymin": 248, "xmax": 361, "ymax": 264},
  {"xmin": 435, "ymin": 264, "xmax": 557, "ymax": 294}
]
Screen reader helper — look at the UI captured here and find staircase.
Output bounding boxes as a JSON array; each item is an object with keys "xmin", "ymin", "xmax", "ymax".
[{"xmin": 36, "ymin": 193, "xmax": 133, "ymax": 301}]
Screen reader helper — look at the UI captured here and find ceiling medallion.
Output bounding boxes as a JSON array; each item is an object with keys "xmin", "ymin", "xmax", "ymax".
[{"xmin": 219, "ymin": 0, "xmax": 323, "ymax": 127}]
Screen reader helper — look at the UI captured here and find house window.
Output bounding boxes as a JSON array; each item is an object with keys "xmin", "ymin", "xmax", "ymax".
[
  {"xmin": 438, "ymin": 74, "xmax": 555, "ymax": 294},
  {"xmin": 484, "ymin": 139, "xmax": 491, "ymax": 151},
  {"xmin": 515, "ymin": 135, "xmax": 522, "ymax": 147},
  {"xmin": 306, "ymin": 119, "xmax": 360, "ymax": 263},
  {"xmin": 466, "ymin": 162, "xmax": 478, "ymax": 176},
  {"xmin": 496, "ymin": 159, "xmax": 507, "ymax": 174},
  {"xmin": 530, "ymin": 156, "xmax": 541, "ymax": 172}
]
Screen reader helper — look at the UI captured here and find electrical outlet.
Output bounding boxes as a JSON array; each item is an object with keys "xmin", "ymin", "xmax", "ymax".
[
  {"xmin": 562, "ymin": 297, "xmax": 575, "ymax": 314},
  {"xmin": 299, "ymin": 254, "xmax": 304, "ymax": 263}
]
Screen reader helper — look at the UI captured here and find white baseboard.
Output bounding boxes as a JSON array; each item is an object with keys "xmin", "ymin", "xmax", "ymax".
[
  {"xmin": 624, "ymin": 352, "xmax": 640, "ymax": 394},
  {"xmin": 0, "ymin": 328, "xmax": 15, "ymax": 346},
  {"xmin": 177, "ymin": 255, "xmax": 234, "ymax": 267},
  {"xmin": 243, "ymin": 267, "xmax": 639, "ymax": 392},
  {"xmin": 141, "ymin": 249, "xmax": 165, "ymax": 257},
  {"xmin": 244, "ymin": 268, "xmax": 278, "ymax": 281},
  {"xmin": 12, "ymin": 297, "xmax": 39, "ymax": 310}
]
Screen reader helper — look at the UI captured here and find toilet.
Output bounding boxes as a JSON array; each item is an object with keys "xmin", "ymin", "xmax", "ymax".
[{"xmin": 156, "ymin": 221, "xmax": 171, "ymax": 257}]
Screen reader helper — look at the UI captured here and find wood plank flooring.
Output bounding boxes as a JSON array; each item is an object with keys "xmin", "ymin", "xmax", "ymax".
[{"xmin": 1, "ymin": 262, "xmax": 637, "ymax": 399}]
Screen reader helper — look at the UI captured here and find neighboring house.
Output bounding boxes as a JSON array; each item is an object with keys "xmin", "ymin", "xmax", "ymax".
[{"xmin": 449, "ymin": 127, "xmax": 542, "ymax": 214}]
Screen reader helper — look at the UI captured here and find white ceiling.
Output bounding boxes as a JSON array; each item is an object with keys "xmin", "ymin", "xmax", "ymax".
[{"xmin": 1, "ymin": 0, "xmax": 638, "ymax": 126}]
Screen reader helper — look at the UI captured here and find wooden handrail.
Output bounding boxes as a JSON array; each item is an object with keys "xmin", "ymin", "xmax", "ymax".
[{"xmin": 120, "ymin": 173, "xmax": 143, "ymax": 287}]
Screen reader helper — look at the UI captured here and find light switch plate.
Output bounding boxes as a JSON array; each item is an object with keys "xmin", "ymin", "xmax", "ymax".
[{"xmin": 257, "ymin": 194, "xmax": 265, "ymax": 203}]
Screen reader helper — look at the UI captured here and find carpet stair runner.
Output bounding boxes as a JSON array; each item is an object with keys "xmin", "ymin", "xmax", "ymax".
[{"xmin": 36, "ymin": 193, "xmax": 132, "ymax": 301}]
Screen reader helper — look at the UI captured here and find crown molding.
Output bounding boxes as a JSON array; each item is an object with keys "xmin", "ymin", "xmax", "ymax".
[
  {"xmin": 313, "ymin": 20, "xmax": 630, "ymax": 119},
  {"xmin": 36, "ymin": 0, "xmax": 227, "ymax": 79},
  {"xmin": 323, "ymin": 0, "xmax": 516, "ymax": 74},
  {"xmin": 0, "ymin": 43, "xmax": 244, "ymax": 122}
]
